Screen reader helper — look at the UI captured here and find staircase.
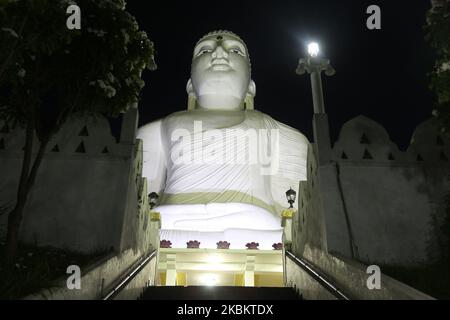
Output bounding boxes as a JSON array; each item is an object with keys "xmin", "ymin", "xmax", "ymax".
[{"xmin": 140, "ymin": 286, "xmax": 301, "ymax": 300}]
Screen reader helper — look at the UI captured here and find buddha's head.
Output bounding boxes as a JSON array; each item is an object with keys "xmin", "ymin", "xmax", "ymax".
[{"xmin": 187, "ymin": 30, "xmax": 256, "ymax": 111}]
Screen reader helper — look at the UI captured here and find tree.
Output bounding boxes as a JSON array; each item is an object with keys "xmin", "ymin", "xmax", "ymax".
[
  {"xmin": 0, "ymin": 0, "xmax": 156, "ymax": 265},
  {"xmin": 427, "ymin": 0, "xmax": 450, "ymax": 131},
  {"xmin": 426, "ymin": 0, "xmax": 450, "ymax": 264}
]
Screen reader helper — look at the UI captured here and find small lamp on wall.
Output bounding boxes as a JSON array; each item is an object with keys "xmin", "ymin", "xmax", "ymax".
[
  {"xmin": 148, "ymin": 192, "xmax": 159, "ymax": 210},
  {"xmin": 285, "ymin": 188, "xmax": 296, "ymax": 209}
]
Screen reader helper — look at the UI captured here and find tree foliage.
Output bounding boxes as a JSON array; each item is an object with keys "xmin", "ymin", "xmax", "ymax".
[
  {"xmin": 0, "ymin": 0, "xmax": 156, "ymax": 264},
  {"xmin": 426, "ymin": 0, "xmax": 450, "ymax": 266},
  {"xmin": 0, "ymin": 0, "xmax": 156, "ymax": 137},
  {"xmin": 426, "ymin": 0, "xmax": 450, "ymax": 132}
]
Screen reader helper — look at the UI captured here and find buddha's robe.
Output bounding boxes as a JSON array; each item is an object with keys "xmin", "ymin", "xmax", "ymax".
[{"xmin": 137, "ymin": 109, "xmax": 308, "ymax": 249}]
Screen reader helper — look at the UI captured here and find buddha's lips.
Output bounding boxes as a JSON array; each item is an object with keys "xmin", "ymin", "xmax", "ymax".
[
  {"xmin": 210, "ymin": 64, "xmax": 232, "ymax": 71},
  {"xmin": 211, "ymin": 58, "xmax": 231, "ymax": 69},
  {"xmin": 210, "ymin": 58, "xmax": 231, "ymax": 71}
]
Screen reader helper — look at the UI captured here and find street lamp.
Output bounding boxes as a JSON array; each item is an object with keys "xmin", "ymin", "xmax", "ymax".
[
  {"xmin": 296, "ymin": 41, "xmax": 335, "ymax": 114},
  {"xmin": 285, "ymin": 188, "xmax": 296, "ymax": 209},
  {"xmin": 308, "ymin": 42, "xmax": 319, "ymax": 57},
  {"xmin": 148, "ymin": 192, "xmax": 159, "ymax": 210}
]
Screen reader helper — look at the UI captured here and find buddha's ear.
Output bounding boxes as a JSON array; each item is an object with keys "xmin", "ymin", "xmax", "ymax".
[
  {"xmin": 248, "ymin": 80, "xmax": 256, "ymax": 97},
  {"xmin": 245, "ymin": 80, "xmax": 256, "ymax": 110},
  {"xmin": 186, "ymin": 79, "xmax": 197, "ymax": 110},
  {"xmin": 186, "ymin": 79, "xmax": 195, "ymax": 95}
]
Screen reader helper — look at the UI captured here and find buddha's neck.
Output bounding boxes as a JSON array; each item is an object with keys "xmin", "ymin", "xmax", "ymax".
[{"xmin": 196, "ymin": 94, "xmax": 243, "ymax": 111}]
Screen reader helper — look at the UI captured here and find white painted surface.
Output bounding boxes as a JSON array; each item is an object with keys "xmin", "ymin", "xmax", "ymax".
[{"xmin": 137, "ymin": 31, "xmax": 309, "ymax": 250}]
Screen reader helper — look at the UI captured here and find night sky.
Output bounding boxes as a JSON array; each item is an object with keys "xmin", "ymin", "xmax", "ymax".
[{"xmin": 126, "ymin": 0, "xmax": 434, "ymax": 150}]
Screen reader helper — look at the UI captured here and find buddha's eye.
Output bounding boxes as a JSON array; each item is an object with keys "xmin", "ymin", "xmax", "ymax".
[
  {"xmin": 230, "ymin": 48, "xmax": 245, "ymax": 56},
  {"xmin": 198, "ymin": 49, "xmax": 212, "ymax": 56}
]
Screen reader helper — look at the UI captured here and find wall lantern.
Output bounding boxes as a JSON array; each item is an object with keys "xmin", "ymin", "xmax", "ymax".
[
  {"xmin": 285, "ymin": 188, "xmax": 296, "ymax": 208},
  {"xmin": 148, "ymin": 192, "xmax": 159, "ymax": 210}
]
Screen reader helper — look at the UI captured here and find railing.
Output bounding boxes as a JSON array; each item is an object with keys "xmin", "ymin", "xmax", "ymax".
[
  {"xmin": 285, "ymin": 250, "xmax": 350, "ymax": 300},
  {"xmin": 102, "ymin": 249, "xmax": 157, "ymax": 300}
]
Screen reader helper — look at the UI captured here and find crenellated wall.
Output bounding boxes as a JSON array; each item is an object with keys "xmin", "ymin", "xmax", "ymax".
[
  {"xmin": 2, "ymin": 111, "xmax": 448, "ymax": 266},
  {"xmin": 293, "ymin": 115, "xmax": 450, "ymax": 266},
  {"xmin": 0, "ymin": 109, "xmax": 153, "ymax": 254}
]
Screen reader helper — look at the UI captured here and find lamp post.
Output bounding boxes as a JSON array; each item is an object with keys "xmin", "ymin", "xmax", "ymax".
[
  {"xmin": 285, "ymin": 187, "xmax": 297, "ymax": 209},
  {"xmin": 282, "ymin": 188, "xmax": 297, "ymax": 258},
  {"xmin": 148, "ymin": 192, "xmax": 161, "ymax": 251},
  {"xmin": 296, "ymin": 42, "xmax": 335, "ymax": 164},
  {"xmin": 296, "ymin": 42, "xmax": 335, "ymax": 114}
]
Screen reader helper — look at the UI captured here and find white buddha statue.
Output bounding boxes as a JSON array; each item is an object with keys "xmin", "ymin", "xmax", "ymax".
[{"xmin": 137, "ymin": 30, "xmax": 308, "ymax": 250}]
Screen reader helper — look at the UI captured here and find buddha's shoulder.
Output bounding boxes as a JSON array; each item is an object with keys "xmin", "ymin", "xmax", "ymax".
[
  {"xmin": 137, "ymin": 118, "xmax": 163, "ymax": 138},
  {"xmin": 249, "ymin": 110, "xmax": 310, "ymax": 144},
  {"xmin": 137, "ymin": 110, "xmax": 191, "ymax": 131},
  {"xmin": 164, "ymin": 110, "xmax": 198, "ymax": 121}
]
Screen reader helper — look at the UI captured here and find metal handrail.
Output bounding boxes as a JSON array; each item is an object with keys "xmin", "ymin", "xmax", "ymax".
[
  {"xmin": 285, "ymin": 250, "xmax": 350, "ymax": 300},
  {"xmin": 102, "ymin": 249, "xmax": 157, "ymax": 300}
]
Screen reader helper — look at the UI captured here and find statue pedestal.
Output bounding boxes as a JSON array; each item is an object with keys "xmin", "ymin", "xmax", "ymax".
[{"xmin": 157, "ymin": 248, "xmax": 282, "ymax": 287}]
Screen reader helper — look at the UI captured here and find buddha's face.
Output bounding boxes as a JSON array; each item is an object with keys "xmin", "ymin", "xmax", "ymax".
[{"xmin": 189, "ymin": 33, "xmax": 254, "ymax": 110}]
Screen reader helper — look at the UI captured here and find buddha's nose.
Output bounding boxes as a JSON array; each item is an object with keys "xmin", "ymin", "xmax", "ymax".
[{"xmin": 212, "ymin": 45, "xmax": 228, "ymax": 59}]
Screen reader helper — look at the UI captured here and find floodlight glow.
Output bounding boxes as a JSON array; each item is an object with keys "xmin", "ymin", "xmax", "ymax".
[
  {"xmin": 308, "ymin": 42, "xmax": 319, "ymax": 57},
  {"xmin": 208, "ymin": 254, "xmax": 223, "ymax": 264},
  {"xmin": 201, "ymin": 273, "xmax": 218, "ymax": 286}
]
